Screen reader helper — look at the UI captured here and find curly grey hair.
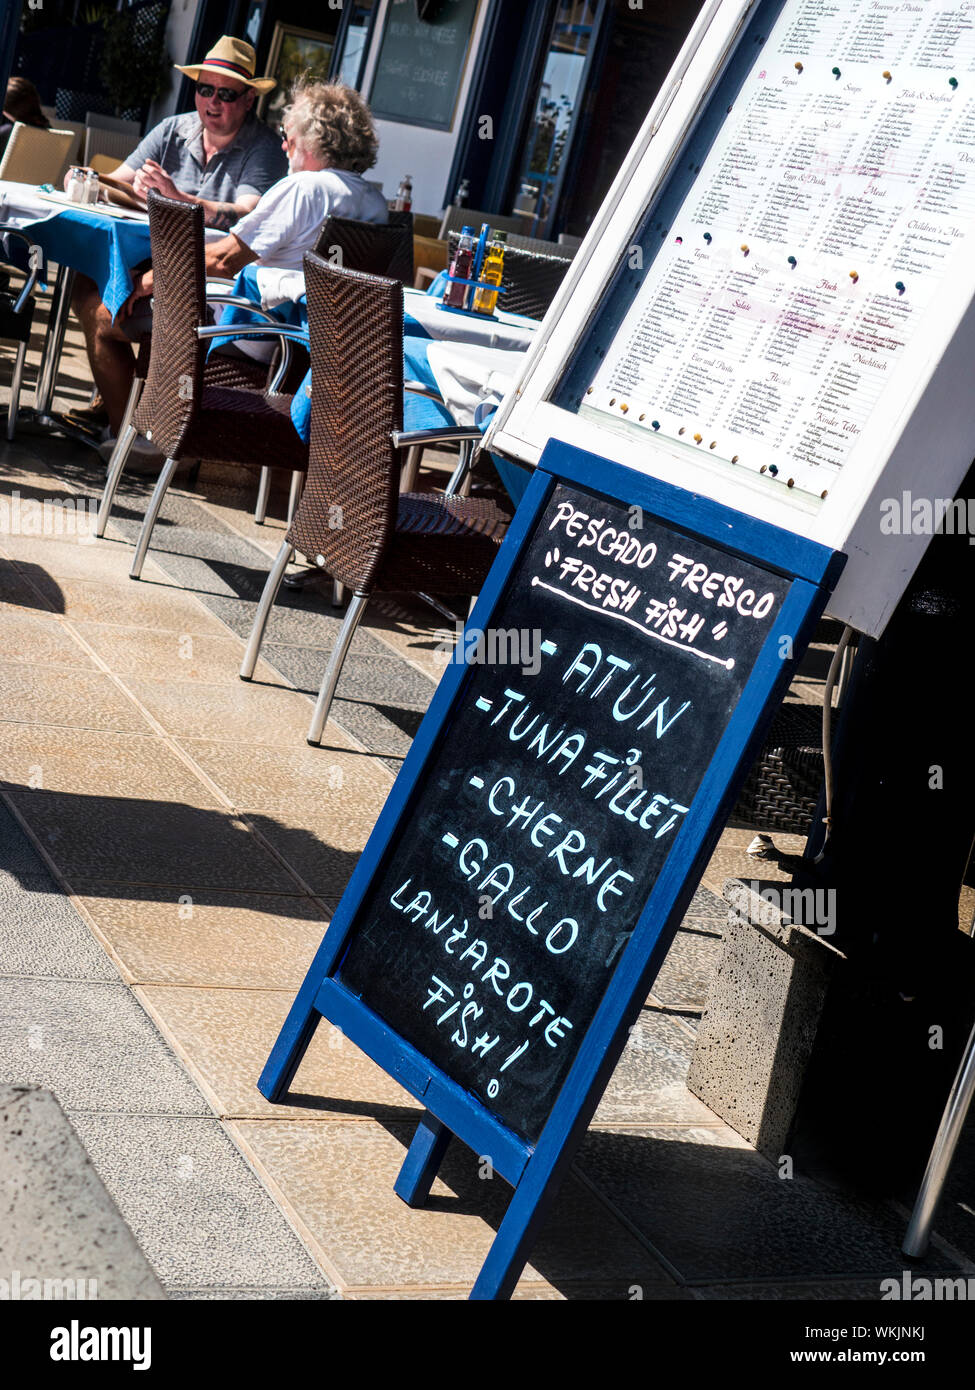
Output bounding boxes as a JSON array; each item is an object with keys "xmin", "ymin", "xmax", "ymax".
[{"xmin": 283, "ymin": 80, "xmax": 379, "ymax": 174}]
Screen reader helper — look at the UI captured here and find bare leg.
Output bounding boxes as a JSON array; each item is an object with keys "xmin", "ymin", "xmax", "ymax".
[{"xmin": 70, "ymin": 274, "xmax": 136, "ymax": 435}]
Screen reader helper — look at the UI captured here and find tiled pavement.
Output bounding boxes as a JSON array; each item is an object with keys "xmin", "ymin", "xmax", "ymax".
[{"xmin": 1, "ymin": 317, "xmax": 973, "ymax": 1300}]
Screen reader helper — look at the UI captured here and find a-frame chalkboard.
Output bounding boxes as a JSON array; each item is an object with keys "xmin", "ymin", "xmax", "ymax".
[{"xmin": 260, "ymin": 440, "xmax": 844, "ymax": 1298}]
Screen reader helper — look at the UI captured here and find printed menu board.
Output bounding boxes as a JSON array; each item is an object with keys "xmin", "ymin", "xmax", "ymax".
[{"xmin": 584, "ymin": 0, "xmax": 975, "ymax": 498}]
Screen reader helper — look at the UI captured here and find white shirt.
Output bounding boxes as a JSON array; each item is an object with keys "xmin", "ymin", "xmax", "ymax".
[{"xmin": 231, "ymin": 168, "xmax": 388, "ymax": 307}]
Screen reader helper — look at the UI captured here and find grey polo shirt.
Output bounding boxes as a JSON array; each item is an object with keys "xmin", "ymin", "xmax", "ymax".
[{"xmin": 124, "ymin": 112, "xmax": 287, "ymax": 207}]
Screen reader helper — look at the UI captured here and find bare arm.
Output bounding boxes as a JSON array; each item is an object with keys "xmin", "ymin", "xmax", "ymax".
[
  {"xmin": 131, "ymin": 159, "xmax": 258, "ymax": 227},
  {"xmin": 204, "ymin": 232, "xmax": 258, "ymax": 279},
  {"xmin": 194, "ymin": 192, "xmax": 259, "ymax": 230},
  {"xmin": 123, "ymin": 233, "xmax": 257, "ymax": 315}
]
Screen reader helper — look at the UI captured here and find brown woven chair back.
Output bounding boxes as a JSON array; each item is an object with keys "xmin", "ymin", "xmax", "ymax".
[
  {"xmin": 133, "ymin": 191, "xmax": 206, "ymax": 457},
  {"xmin": 286, "ymin": 253, "xmax": 403, "ymax": 593},
  {"xmin": 448, "ymin": 231, "xmax": 570, "ymax": 320},
  {"xmin": 312, "ymin": 215, "xmax": 414, "ymax": 284}
]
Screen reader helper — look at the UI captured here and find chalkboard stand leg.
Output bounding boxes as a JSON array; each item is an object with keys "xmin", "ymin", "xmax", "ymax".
[
  {"xmin": 258, "ymin": 1004, "xmax": 321, "ymax": 1103},
  {"xmin": 394, "ymin": 1111, "xmax": 451, "ymax": 1208}
]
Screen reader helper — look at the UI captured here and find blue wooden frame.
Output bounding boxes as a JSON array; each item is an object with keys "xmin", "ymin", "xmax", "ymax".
[{"xmin": 260, "ymin": 439, "xmax": 845, "ymax": 1299}]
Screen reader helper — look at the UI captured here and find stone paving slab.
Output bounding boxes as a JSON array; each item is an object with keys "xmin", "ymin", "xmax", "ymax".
[
  {"xmin": 575, "ymin": 1126, "xmax": 967, "ymax": 1286},
  {"xmin": 7, "ymin": 790, "xmax": 302, "ymax": 894},
  {"xmin": 0, "ymin": 1086, "xmax": 166, "ymax": 1300},
  {"xmin": 262, "ymin": 642, "xmax": 438, "ymax": 712},
  {"xmin": 0, "ymin": 799, "xmax": 58, "ymax": 876},
  {"xmin": 135, "ymin": 986, "xmax": 423, "ymax": 1122},
  {"xmin": 0, "ymin": 867, "xmax": 119, "ymax": 981},
  {"xmin": 0, "ymin": 723, "xmax": 221, "ymax": 801},
  {"xmin": 181, "ymin": 736, "xmax": 393, "ymax": 812},
  {"xmin": 70, "ymin": 622, "xmax": 280, "ymax": 686},
  {"xmin": 227, "ymin": 1119, "xmax": 677, "ymax": 1298},
  {"xmin": 0, "ymin": 658, "xmax": 154, "ymax": 734},
  {"xmin": 0, "ymin": 977, "xmax": 210, "ymax": 1116},
  {"xmin": 123, "ymin": 674, "xmax": 326, "ymax": 746},
  {"xmin": 38, "ymin": 576, "xmax": 234, "ymax": 635},
  {"xmin": 0, "ymin": 558, "xmax": 63, "ymax": 613},
  {"xmin": 202, "ymin": 589, "xmax": 390, "ymax": 657},
  {"xmin": 70, "ymin": 1113, "xmax": 333, "ymax": 1296},
  {"xmin": 592, "ymin": 1008, "xmax": 726, "ymax": 1129},
  {"xmin": 0, "ymin": 610, "xmax": 97, "ymax": 668},
  {"xmin": 235, "ymin": 810, "xmax": 367, "ymax": 901},
  {"xmin": 649, "ymin": 928, "xmax": 725, "ymax": 1012},
  {"xmin": 72, "ymin": 885, "xmax": 330, "ymax": 988},
  {"xmin": 1, "ymin": 531, "xmax": 165, "ymax": 587}
]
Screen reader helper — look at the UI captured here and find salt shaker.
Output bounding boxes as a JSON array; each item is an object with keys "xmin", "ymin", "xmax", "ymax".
[{"xmin": 64, "ymin": 166, "xmax": 87, "ymax": 202}]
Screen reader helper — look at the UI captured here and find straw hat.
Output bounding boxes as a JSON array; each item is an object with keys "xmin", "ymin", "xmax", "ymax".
[{"xmin": 175, "ymin": 36, "xmax": 276, "ymax": 94}]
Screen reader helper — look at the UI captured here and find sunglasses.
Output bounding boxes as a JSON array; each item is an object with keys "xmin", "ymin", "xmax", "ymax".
[{"xmin": 196, "ymin": 82, "xmax": 245, "ymax": 103}]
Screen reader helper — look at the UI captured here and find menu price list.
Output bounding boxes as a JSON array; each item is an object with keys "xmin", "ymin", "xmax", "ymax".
[{"xmin": 587, "ymin": 0, "xmax": 975, "ymax": 497}]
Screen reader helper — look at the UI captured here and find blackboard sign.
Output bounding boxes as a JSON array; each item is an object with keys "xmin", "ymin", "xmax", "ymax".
[
  {"xmin": 261, "ymin": 443, "xmax": 842, "ymax": 1298},
  {"xmin": 337, "ymin": 482, "xmax": 790, "ymax": 1139},
  {"xmin": 369, "ymin": 0, "xmax": 478, "ymax": 130}
]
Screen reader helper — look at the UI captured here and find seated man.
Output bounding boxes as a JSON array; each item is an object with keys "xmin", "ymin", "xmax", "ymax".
[
  {"xmin": 71, "ymin": 36, "xmax": 286, "ymax": 438},
  {"xmin": 125, "ymin": 80, "xmax": 387, "ymax": 349}
]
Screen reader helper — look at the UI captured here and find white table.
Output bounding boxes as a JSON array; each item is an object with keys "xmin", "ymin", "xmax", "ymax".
[
  {"xmin": 1, "ymin": 179, "xmax": 223, "ymax": 422},
  {"xmin": 424, "ymin": 341, "xmax": 532, "ymax": 427},
  {"xmin": 0, "ymin": 180, "xmax": 56, "ymax": 227},
  {"xmin": 402, "ymin": 287, "xmax": 538, "ymax": 351}
]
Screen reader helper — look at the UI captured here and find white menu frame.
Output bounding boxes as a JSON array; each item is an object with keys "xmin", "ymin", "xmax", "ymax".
[{"xmin": 486, "ymin": 0, "xmax": 975, "ymax": 636}]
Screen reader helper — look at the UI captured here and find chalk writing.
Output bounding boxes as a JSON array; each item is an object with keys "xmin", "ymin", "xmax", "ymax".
[{"xmin": 336, "ymin": 484, "xmax": 789, "ymax": 1139}]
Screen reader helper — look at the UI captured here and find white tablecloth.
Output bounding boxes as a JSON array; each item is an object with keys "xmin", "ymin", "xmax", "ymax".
[
  {"xmin": 0, "ymin": 179, "xmax": 56, "ymax": 226},
  {"xmin": 402, "ymin": 288, "xmax": 538, "ymax": 350},
  {"xmin": 425, "ymin": 341, "xmax": 531, "ymax": 426}
]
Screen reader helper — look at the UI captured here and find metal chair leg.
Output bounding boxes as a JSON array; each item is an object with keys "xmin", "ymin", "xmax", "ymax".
[
  {"xmin": 286, "ymin": 469, "xmax": 304, "ymax": 523},
  {"xmin": 902, "ymin": 1017, "xmax": 975, "ymax": 1257},
  {"xmin": 95, "ymin": 424, "xmax": 137, "ymax": 537},
  {"xmin": 6, "ymin": 341, "xmax": 28, "ymax": 441},
  {"xmin": 444, "ymin": 439, "xmax": 474, "ymax": 498},
  {"xmin": 307, "ymin": 593, "xmax": 369, "ymax": 746},
  {"xmin": 34, "ymin": 264, "xmax": 74, "ymax": 420},
  {"xmin": 332, "ymin": 580, "xmax": 345, "ymax": 607},
  {"xmin": 240, "ymin": 539, "xmax": 294, "ymax": 680},
  {"xmin": 254, "ymin": 466, "xmax": 271, "ymax": 524},
  {"xmin": 116, "ymin": 377, "xmax": 144, "ymax": 445},
  {"xmin": 129, "ymin": 457, "xmax": 178, "ymax": 579}
]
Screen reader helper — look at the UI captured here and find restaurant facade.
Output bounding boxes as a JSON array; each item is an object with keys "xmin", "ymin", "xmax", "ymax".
[{"xmin": 8, "ymin": 0, "xmax": 702, "ymax": 236}]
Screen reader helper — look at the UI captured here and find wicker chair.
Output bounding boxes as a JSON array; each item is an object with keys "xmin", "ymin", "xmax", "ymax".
[
  {"xmin": 96, "ymin": 191, "xmax": 308, "ymax": 578},
  {"xmin": 0, "ymin": 229, "xmax": 42, "ymax": 441},
  {"xmin": 0, "ymin": 123, "xmax": 76, "ymax": 184},
  {"xmin": 447, "ymin": 231, "xmax": 571, "ymax": 320},
  {"xmin": 312, "ymin": 213, "xmax": 414, "ymax": 283},
  {"xmin": 242, "ymin": 212, "xmax": 416, "ymax": 523},
  {"xmin": 730, "ymin": 703, "xmax": 825, "ymax": 836},
  {"xmin": 239, "ymin": 252, "xmax": 510, "ymax": 747},
  {"xmin": 105, "ymin": 278, "xmax": 300, "ymax": 510}
]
